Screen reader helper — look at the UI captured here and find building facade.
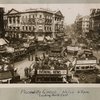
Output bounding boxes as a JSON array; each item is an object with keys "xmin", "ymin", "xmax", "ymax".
[
  {"xmin": 75, "ymin": 14, "xmax": 82, "ymax": 35},
  {"xmin": 4, "ymin": 8, "xmax": 64, "ymax": 42},
  {"xmin": 90, "ymin": 9, "xmax": 100, "ymax": 31},
  {"xmin": 89, "ymin": 9, "xmax": 100, "ymax": 42},
  {"xmin": 75, "ymin": 15, "xmax": 90, "ymax": 35},
  {"xmin": 82, "ymin": 16, "xmax": 90, "ymax": 33},
  {"xmin": 0, "ymin": 7, "xmax": 5, "ymax": 38}
]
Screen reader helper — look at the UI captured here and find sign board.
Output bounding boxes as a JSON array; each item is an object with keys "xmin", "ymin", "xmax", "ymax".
[
  {"xmin": 37, "ymin": 70, "xmax": 67, "ymax": 75},
  {"xmin": 67, "ymin": 46, "xmax": 81, "ymax": 51},
  {"xmin": 6, "ymin": 47, "xmax": 14, "ymax": 53},
  {"xmin": 23, "ymin": 43, "xmax": 29, "ymax": 47},
  {"xmin": 76, "ymin": 60, "xmax": 97, "ymax": 65}
]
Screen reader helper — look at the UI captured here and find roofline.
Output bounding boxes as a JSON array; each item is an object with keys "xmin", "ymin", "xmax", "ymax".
[{"xmin": 5, "ymin": 8, "xmax": 64, "ymax": 17}]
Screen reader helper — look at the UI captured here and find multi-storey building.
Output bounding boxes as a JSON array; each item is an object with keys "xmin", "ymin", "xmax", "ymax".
[
  {"xmin": 90, "ymin": 9, "xmax": 100, "ymax": 33},
  {"xmin": 75, "ymin": 14, "xmax": 82, "ymax": 35},
  {"xmin": 4, "ymin": 8, "xmax": 64, "ymax": 42},
  {"xmin": 82, "ymin": 16, "xmax": 90, "ymax": 33},
  {"xmin": 0, "ymin": 7, "xmax": 5, "ymax": 38},
  {"xmin": 4, "ymin": 9, "xmax": 21, "ymax": 41},
  {"xmin": 89, "ymin": 9, "xmax": 100, "ymax": 42},
  {"xmin": 75, "ymin": 15, "xmax": 90, "ymax": 35}
]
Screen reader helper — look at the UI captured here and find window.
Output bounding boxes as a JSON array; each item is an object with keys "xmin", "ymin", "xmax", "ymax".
[
  {"xmin": 26, "ymin": 16, "xmax": 27, "ymax": 21},
  {"xmin": 81, "ymin": 67, "xmax": 85, "ymax": 69},
  {"xmin": 29, "ymin": 26, "xmax": 31, "ymax": 31},
  {"xmin": 13, "ymin": 17, "xmax": 15, "ymax": 23},
  {"xmin": 33, "ymin": 26, "xmax": 35, "ymax": 31},
  {"xmin": 13, "ymin": 27, "xmax": 15, "ymax": 30},
  {"xmin": 47, "ymin": 27, "xmax": 49, "ymax": 31},
  {"xmin": 76, "ymin": 67, "xmax": 79, "ymax": 69},
  {"xmin": 46, "ymin": 16, "xmax": 48, "ymax": 19},
  {"xmin": 50, "ymin": 19, "xmax": 52, "ymax": 24},
  {"xmin": 26, "ymin": 26, "xmax": 28, "ymax": 30},
  {"xmin": 90, "ymin": 66, "xmax": 93, "ymax": 69},
  {"xmin": 49, "ymin": 27, "xmax": 50, "ymax": 31},
  {"xmin": 50, "ymin": 27, "xmax": 51, "ymax": 31},
  {"xmin": 45, "ymin": 26, "xmax": 46, "ymax": 31},
  {"xmin": 9, "ymin": 17, "xmax": 12, "ymax": 24},
  {"xmin": 9, "ymin": 26, "xmax": 12, "ymax": 29},
  {"xmin": 33, "ymin": 15, "xmax": 34, "ymax": 18},
  {"xmin": 86, "ymin": 66, "xmax": 89, "ymax": 69},
  {"xmin": 40, "ymin": 15, "xmax": 42, "ymax": 18},
  {"xmin": 17, "ymin": 17, "xmax": 20, "ymax": 24},
  {"xmin": 22, "ymin": 16, "xmax": 24, "ymax": 22},
  {"xmin": 17, "ymin": 27, "xmax": 20, "ymax": 30},
  {"xmin": 38, "ymin": 33, "xmax": 43, "ymax": 36},
  {"xmin": 23, "ymin": 26, "xmax": 24, "ymax": 30},
  {"xmin": 29, "ymin": 15, "xmax": 31, "ymax": 18},
  {"xmin": 35, "ymin": 14, "xmax": 37, "ymax": 17}
]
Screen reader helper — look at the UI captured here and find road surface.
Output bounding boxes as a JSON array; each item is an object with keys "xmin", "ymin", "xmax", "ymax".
[{"xmin": 14, "ymin": 51, "xmax": 45, "ymax": 79}]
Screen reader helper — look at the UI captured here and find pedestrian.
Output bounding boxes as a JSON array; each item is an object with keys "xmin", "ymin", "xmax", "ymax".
[
  {"xmin": 24, "ymin": 67, "xmax": 29, "ymax": 77},
  {"xmin": 99, "ymin": 59, "xmax": 100, "ymax": 65},
  {"xmin": 31, "ymin": 53, "xmax": 34, "ymax": 61},
  {"xmin": 43, "ymin": 53, "xmax": 45, "ymax": 59},
  {"xmin": 28, "ymin": 52, "xmax": 30, "ymax": 61},
  {"xmin": 35, "ymin": 54, "xmax": 38, "ymax": 62}
]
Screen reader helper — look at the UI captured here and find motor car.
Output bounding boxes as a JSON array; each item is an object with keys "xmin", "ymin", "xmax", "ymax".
[{"xmin": 0, "ymin": 63, "xmax": 20, "ymax": 83}]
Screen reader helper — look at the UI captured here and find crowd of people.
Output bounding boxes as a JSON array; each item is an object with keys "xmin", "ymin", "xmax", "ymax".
[{"xmin": 24, "ymin": 52, "xmax": 72, "ymax": 78}]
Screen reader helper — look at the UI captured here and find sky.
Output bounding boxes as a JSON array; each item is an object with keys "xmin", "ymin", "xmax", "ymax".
[{"xmin": 0, "ymin": 4, "xmax": 100, "ymax": 25}]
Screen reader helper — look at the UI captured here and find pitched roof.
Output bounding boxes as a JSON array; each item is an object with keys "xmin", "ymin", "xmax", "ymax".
[
  {"xmin": 6, "ymin": 8, "xmax": 20, "ymax": 15},
  {"xmin": 55, "ymin": 10, "xmax": 64, "ymax": 17},
  {"xmin": 0, "ymin": 38, "xmax": 7, "ymax": 45}
]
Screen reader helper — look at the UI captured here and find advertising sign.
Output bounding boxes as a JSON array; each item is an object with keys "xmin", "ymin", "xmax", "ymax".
[
  {"xmin": 76, "ymin": 60, "xmax": 97, "ymax": 65},
  {"xmin": 37, "ymin": 70, "xmax": 67, "ymax": 75},
  {"xmin": 67, "ymin": 46, "xmax": 81, "ymax": 51}
]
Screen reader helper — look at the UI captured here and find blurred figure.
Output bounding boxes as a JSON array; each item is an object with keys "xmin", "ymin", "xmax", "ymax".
[
  {"xmin": 24, "ymin": 67, "xmax": 29, "ymax": 77},
  {"xmin": 35, "ymin": 54, "xmax": 39, "ymax": 62}
]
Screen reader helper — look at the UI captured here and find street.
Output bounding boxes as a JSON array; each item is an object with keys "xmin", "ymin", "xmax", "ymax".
[
  {"xmin": 13, "ymin": 49, "xmax": 100, "ymax": 82},
  {"xmin": 14, "ymin": 50, "xmax": 45, "ymax": 80}
]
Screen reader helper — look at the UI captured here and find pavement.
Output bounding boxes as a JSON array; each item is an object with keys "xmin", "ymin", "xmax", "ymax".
[{"xmin": 14, "ymin": 59, "xmax": 34, "ymax": 79}]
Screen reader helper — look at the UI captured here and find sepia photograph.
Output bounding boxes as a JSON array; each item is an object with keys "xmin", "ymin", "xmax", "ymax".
[{"xmin": 0, "ymin": 4, "xmax": 100, "ymax": 84}]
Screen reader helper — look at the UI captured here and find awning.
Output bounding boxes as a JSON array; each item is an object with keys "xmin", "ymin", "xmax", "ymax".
[
  {"xmin": 45, "ymin": 36, "xmax": 53, "ymax": 41},
  {"xmin": 28, "ymin": 36, "xmax": 35, "ymax": 40},
  {"xmin": 37, "ymin": 37, "xmax": 44, "ymax": 41},
  {"xmin": 64, "ymin": 38, "xmax": 68, "ymax": 42},
  {"xmin": 56, "ymin": 33, "xmax": 64, "ymax": 37},
  {"xmin": 78, "ymin": 43, "xmax": 86, "ymax": 47},
  {"xmin": 6, "ymin": 47, "xmax": 14, "ymax": 53},
  {"xmin": 76, "ymin": 64, "xmax": 96, "ymax": 67},
  {"xmin": 0, "ymin": 38, "xmax": 7, "ymax": 45}
]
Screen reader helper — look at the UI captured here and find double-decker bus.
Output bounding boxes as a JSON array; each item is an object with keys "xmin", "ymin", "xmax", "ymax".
[
  {"xmin": 72, "ymin": 49, "xmax": 98, "ymax": 83},
  {"xmin": 1, "ymin": 46, "xmax": 27, "ymax": 63},
  {"xmin": 32, "ymin": 69, "xmax": 67, "ymax": 83}
]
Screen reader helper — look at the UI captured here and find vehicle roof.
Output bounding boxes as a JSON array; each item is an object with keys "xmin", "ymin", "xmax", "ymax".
[{"xmin": 0, "ymin": 71, "xmax": 12, "ymax": 80}]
